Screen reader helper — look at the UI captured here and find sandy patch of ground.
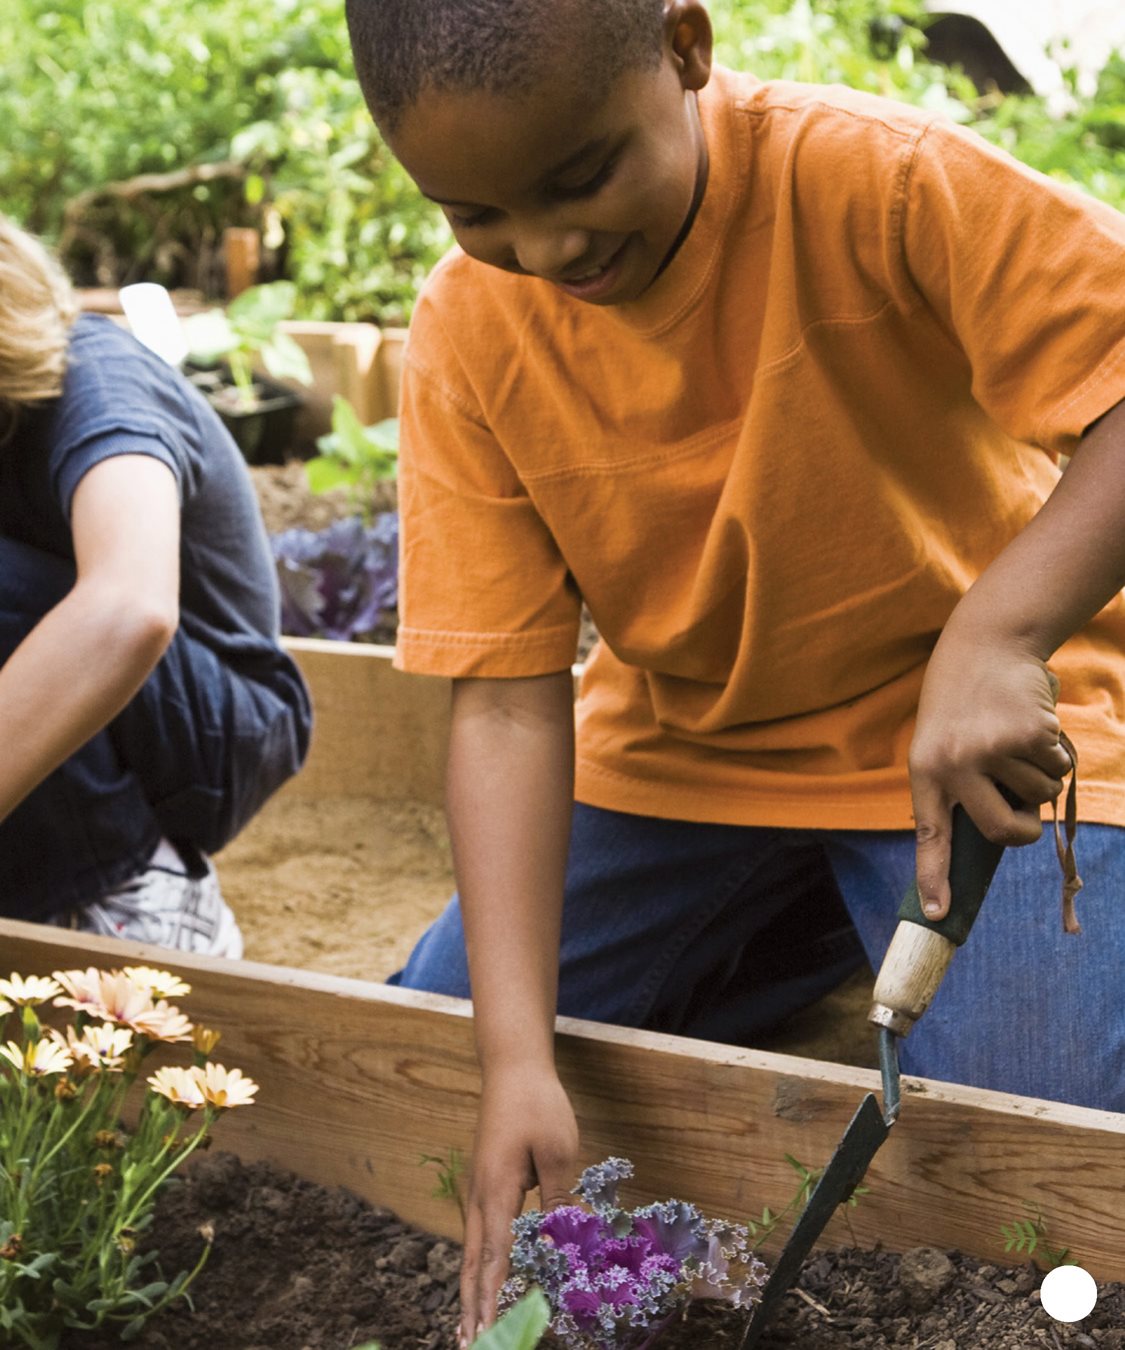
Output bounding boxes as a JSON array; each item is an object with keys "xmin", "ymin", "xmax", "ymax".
[
  {"xmin": 215, "ymin": 794, "xmax": 453, "ymax": 981},
  {"xmin": 215, "ymin": 792, "xmax": 878, "ymax": 1068}
]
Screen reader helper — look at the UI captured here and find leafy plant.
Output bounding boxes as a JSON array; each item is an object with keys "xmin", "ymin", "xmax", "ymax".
[
  {"xmin": 502, "ymin": 1157, "xmax": 767, "ymax": 1349},
  {"xmin": 419, "ymin": 1146, "xmax": 466, "ymax": 1225},
  {"xmin": 0, "ymin": 967, "xmax": 257, "ymax": 1349},
  {"xmin": 745, "ymin": 1152, "xmax": 869, "ymax": 1249},
  {"xmin": 271, "ymin": 513, "xmax": 398, "ymax": 642},
  {"xmin": 306, "ymin": 400, "xmax": 398, "ymax": 519},
  {"xmin": 182, "ymin": 280, "xmax": 312, "ymax": 409},
  {"xmin": 1001, "ymin": 1204, "xmax": 1077, "ymax": 1269},
  {"xmin": 354, "ymin": 1287, "xmax": 550, "ymax": 1350}
]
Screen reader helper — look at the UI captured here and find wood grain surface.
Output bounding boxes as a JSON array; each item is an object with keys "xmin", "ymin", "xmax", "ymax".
[{"xmin": 3, "ymin": 919, "xmax": 1123, "ymax": 1278}]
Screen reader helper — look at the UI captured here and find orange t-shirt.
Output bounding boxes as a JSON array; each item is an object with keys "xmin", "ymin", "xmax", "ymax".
[{"xmin": 394, "ymin": 66, "xmax": 1125, "ymax": 830}]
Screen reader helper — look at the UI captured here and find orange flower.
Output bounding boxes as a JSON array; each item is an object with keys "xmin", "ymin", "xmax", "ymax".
[
  {"xmin": 197, "ymin": 1062, "xmax": 258, "ymax": 1110},
  {"xmin": 191, "ymin": 1025, "xmax": 222, "ymax": 1057}
]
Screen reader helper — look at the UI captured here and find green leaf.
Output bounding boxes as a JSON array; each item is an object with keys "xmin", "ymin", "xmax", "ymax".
[
  {"xmin": 121, "ymin": 1315, "xmax": 148, "ymax": 1341},
  {"xmin": 227, "ymin": 280, "xmax": 296, "ymax": 328},
  {"xmin": 183, "ymin": 309, "xmax": 237, "ymax": 365},
  {"xmin": 305, "ymin": 455, "xmax": 360, "ymax": 495},
  {"xmin": 471, "ymin": 1289, "xmax": 550, "ymax": 1349},
  {"xmin": 260, "ymin": 330, "xmax": 313, "ymax": 385}
]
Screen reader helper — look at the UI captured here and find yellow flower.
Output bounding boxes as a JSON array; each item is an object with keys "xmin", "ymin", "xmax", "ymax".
[
  {"xmin": 0, "ymin": 1037, "xmax": 73, "ymax": 1077},
  {"xmin": 191, "ymin": 1025, "xmax": 222, "ymax": 1056},
  {"xmin": 146, "ymin": 1065, "xmax": 206, "ymax": 1110},
  {"xmin": 0, "ymin": 973, "xmax": 62, "ymax": 1007},
  {"xmin": 60, "ymin": 1022, "xmax": 134, "ymax": 1073},
  {"xmin": 197, "ymin": 1062, "xmax": 258, "ymax": 1110},
  {"xmin": 122, "ymin": 966, "xmax": 191, "ymax": 1000},
  {"xmin": 131, "ymin": 999, "xmax": 194, "ymax": 1043}
]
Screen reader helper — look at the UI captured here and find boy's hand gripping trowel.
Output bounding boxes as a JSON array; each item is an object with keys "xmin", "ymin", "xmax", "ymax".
[{"xmin": 738, "ymin": 806, "xmax": 1007, "ymax": 1348}]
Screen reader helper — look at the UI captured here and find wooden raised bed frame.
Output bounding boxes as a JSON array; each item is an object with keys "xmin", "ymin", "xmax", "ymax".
[{"xmin": 4, "ymin": 638, "xmax": 1123, "ymax": 1282}]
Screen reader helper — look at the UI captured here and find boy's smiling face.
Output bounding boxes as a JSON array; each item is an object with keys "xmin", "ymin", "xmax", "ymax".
[{"xmin": 387, "ymin": 2, "xmax": 713, "ymax": 305}]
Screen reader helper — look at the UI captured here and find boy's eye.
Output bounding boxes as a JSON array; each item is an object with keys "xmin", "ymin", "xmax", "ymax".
[
  {"xmin": 553, "ymin": 156, "xmax": 618, "ymax": 200},
  {"xmin": 448, "ymin": 207, "xmax": 496, "ymax": 230}
]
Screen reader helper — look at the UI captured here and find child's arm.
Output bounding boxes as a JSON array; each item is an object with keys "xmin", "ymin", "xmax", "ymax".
[
  {"xmin": 0, "ymin": 454, "xmax": 180, "ymax": 823},
  {"xmin": 911, "ymin": 397, "xmax": 1125, "ymax": 917},
  {"xmin": 446, "ymin": 670, "xmax": 579, "ymax": 1344}
]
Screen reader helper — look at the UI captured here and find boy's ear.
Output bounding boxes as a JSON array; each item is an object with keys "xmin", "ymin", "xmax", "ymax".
[{"xmin": 663, "ymin": 1, "xmax": 713, "ymax": 92}]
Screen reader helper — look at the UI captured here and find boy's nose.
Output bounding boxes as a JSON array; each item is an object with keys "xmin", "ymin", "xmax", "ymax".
[{"xmin": 511, "ymin": 225, "xmax": 593, "ymax": 281}]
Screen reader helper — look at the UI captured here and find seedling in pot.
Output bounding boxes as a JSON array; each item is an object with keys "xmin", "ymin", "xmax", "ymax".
[{"xmin": 182, "ymin": 280, "xmax": 312, "ymax": 410}]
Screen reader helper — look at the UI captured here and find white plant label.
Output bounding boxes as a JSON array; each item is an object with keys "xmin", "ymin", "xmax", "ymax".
[{"xmin": 1040, "ymin": 1264, "xmax": 1098, "ymax": 1323}]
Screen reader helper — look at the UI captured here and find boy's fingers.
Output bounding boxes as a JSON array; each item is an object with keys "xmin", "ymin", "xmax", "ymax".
[
  {"xmin": 475, "ymin": 1193, "xmax": 519, "ymax": 1335},
  {"xmin": 459, "ymin": 1203, "xmax": 484, "ymax": 1347},
  {"xmin": 913, "ymin": 792, "xmax": 953, "ymax": 920}
]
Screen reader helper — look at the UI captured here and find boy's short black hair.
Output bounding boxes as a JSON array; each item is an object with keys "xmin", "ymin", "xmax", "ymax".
[{"xmin": 346, "ymin": 0, "xmax": 666, "ymax": 133}]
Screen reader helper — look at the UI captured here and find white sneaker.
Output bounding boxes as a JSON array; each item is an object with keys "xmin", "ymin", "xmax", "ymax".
[{"xmin": 54, "ymin": 845, "xmax": 244, "ymax": 959}]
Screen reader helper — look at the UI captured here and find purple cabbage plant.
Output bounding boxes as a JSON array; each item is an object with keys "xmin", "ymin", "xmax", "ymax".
[
  {"xmin": 271, "ymin": 513, "xmax": 398, "ymax": 641},
  {"xmin": 500, "ymin": 1157, "xmax": 767, "ymax": 1349}
]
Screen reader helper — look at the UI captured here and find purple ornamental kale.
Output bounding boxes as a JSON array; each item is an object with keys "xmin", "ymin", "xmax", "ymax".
[
  {"xmin": 501, "ymin": 1158, "xmax": 767, "ymax": 1349},
  {"xmin": 271, "ymin": 513, "xmax": 398, "ymax": 641}
]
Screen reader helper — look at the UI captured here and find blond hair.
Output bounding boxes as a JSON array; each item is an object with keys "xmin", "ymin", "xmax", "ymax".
[{"xmin": 0, "ymin": 217, "xmax": 78, "ymax": 441}]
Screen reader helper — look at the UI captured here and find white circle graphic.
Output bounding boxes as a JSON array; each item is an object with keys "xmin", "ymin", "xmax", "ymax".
[{"xmin": 1040, "ymin": 1265, "xmax": 1098, "ymax": 1323}]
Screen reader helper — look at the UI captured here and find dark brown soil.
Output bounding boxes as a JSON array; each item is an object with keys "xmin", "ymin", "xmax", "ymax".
[{"xmin": 60, "ymin": 1152, "xmax": 1125, "ymax": 1350}]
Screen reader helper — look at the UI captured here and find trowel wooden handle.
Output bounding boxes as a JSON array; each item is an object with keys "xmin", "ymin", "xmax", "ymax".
[{"xmin": 869, "ymin": 807, "xmax": 1005, "ymax": 1037}]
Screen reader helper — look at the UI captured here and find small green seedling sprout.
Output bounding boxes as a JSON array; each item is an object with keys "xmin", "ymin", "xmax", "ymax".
[
  {"xmin": 419, "ymin": 1146, "xmax": 466, "ymax": 1225},
  {"xmin": 746, "ymin": 1153, "xmax": 870, "ymax": 1250},
  {"xmin": 183, "ymin": 281, "xmax": 313, "ymax": 408},
  {"xmin": 1001, "ymin": 1203, "xmax": 1077, "ymax": 1269}
]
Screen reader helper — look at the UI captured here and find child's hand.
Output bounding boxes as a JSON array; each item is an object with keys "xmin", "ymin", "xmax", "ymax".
[
  {"xmin": 459, "ymin": 1062, "xmax": 578, "ymax": 1347},
  {"xmin": 908, "ymin": 619, "xmax": 1073, "ymax": 919}
]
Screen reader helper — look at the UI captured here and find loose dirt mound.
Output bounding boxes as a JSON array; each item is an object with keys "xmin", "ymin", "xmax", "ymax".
[{"xmin": 63, "ymin": 1153, "xmax": 1125, "ymax": 1349}]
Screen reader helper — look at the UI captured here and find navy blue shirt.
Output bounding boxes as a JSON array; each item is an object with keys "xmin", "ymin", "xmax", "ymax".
[{"xmin": 0, "ymin": 314, "xmax": 282, "ymax": 672}]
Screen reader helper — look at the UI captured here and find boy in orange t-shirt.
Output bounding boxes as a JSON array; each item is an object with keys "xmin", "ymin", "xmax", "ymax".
[{"xmin": 346, "ymin": 0, "xmax": 1125, "ymax": 1337}]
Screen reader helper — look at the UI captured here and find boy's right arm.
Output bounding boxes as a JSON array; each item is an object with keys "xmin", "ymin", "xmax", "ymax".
[{"xmin": 446, "ymin": 670, "xmax": 579, "ymax": 1345}]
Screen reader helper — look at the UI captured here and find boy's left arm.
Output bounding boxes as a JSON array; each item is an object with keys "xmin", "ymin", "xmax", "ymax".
[{"xmin": 911, "ymin": 396, "xmax": 1125, "ymax": 917}]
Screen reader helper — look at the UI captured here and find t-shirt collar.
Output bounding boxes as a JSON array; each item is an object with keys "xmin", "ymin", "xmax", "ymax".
[{"xmin": 608, "ymin": 64, "xmax": 741, "ymax": 337}]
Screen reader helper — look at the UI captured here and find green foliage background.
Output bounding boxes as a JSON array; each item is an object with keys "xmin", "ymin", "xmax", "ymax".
[{"xmin": 1, "ymin": 0, "xmax": 1122, "ymax": 324}]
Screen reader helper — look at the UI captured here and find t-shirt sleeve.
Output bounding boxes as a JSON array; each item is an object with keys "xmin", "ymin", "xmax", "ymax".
[
  {"xmin": 901, "ymin": 119, "xmax": 1125, "ymax": 454},
  {"xmin": 393, "ymin": 333, "xmax": 582, "ymax": 678},
  {"xmin": 48, "ymin": 320, "xmax": 201, "ymax": 520}
]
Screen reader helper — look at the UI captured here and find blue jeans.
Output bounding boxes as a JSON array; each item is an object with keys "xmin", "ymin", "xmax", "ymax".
[
  {"xmin": 0, "ymin": 536, "xmax": 311, "ymax": 921},
  {"xmin": 391, "ymin": 802, "xmax": 1125, "ymax": 1112}
]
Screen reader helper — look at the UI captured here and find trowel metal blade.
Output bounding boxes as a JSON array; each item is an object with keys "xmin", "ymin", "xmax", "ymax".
[{"xmin": 739, "ymin": 1092, "xmax": 891, "ymax": 1348}]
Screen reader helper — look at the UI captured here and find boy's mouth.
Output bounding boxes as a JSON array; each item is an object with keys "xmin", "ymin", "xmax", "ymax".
[{"xmin": 553, "ymin": 237, "xmax": 631, "ymax": 301}]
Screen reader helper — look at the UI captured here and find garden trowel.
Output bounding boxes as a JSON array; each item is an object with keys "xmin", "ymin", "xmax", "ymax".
[{"xmin": 738, "ymin": 806, "xmax": 1007, "ymax": 1348}]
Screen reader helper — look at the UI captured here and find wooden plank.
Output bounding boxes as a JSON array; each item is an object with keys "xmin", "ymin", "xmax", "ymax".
[
  {"xmin": 282, "ymin": 638, "xmax": 450, "ymax": 805},
  {"xmin": 280, "ymin": 639, "xmax": 583, "ymax": 806},
  {"xmin": 375, "ymin": 327, "xmax": 408, "ymax": 417},
  {"xmin": 279, "ymin": 320, "xmax": 384, "ymax": 445},
  {"xmin": 3, "ymin": 919, "xmax": 1123, "ymax": 1277}
]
